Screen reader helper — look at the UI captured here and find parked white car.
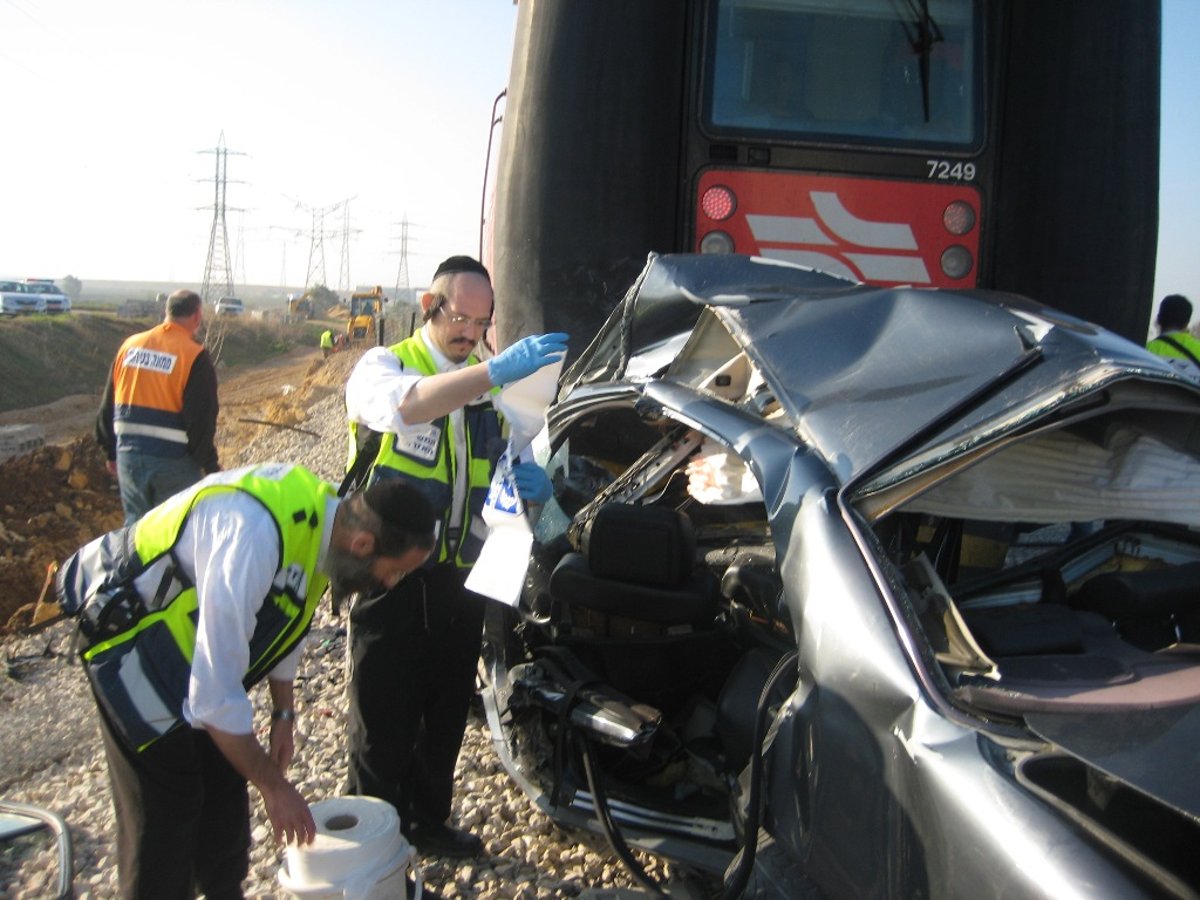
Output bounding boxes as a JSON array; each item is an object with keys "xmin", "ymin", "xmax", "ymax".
[
  {"xmin": 23, "ymin": 280, "xmax": 71, "ymax": 314},
  {"xmin": 0, "ymin": 281, "xmax": 46, "ymax": 316}
]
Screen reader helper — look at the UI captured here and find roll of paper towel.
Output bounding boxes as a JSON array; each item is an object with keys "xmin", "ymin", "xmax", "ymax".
[{"xmin": 280, "ymin": 796, "xmax": 416, "ymax": 899}]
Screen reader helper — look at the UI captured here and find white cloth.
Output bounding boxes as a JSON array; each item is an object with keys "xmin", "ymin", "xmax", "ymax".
[
  {"xmin": 904, "ymin": 428, "xmax": 1200, "ymax": 527},
  {"xmin": 685, "ymin": 438, "xmax": 763, "ymax": 505},
  {"xmin": 345, "ymin": 326, "xmax": 481, "ymax": 529},
  {"xmin": 175, "ymin": 492, "xmax": 337, "ymax": 735}
]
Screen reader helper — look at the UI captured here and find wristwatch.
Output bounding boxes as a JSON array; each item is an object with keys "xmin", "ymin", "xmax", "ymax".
[{"xmin": 271, "ymin": 708, "xmax": 296, "ymax": 723}]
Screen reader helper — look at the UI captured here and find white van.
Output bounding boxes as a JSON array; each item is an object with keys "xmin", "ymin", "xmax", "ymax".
[{"xmin": 214, "ymin": 297, "xmax": 244, "ymax": 316}]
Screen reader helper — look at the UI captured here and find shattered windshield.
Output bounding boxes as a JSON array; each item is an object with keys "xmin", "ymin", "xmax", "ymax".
[{"xmin": 705, "ymin": 0, "xmax": 980, "ymax": 148}]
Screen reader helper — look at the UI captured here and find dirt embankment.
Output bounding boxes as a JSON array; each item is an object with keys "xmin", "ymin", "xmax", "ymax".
[
  {"xmin": 0, "ymin": 320, "xmax": 363, "ymax": 633},
  {"xmin": 0, "ymin": 312, "xmax": 329, "ymax": 414},
  {"xmin": 0, "ymin": 315, "xmax": 135, "ymax": 416}
]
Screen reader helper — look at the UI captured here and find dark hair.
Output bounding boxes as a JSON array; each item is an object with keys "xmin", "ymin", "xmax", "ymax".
[
  {"xmin": 349, "ymin": 480, "xmax": 437, "ymax": 557},
  {"xmin": 167, "ymin": 289, "xmax": 202, "ymax": 319},
  {"xmin": 422, "ymin": 292, "xmax": 446, "ymax": 324},
  {"xmin": 1157, "ymin": 294, "xmax": 1193, "ymax": 332}
]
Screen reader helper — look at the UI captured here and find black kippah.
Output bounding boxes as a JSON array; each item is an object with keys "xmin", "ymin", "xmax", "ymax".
[
  {"xmin": 362, "ymin": 480, "xmax": 435, "ymax": 549},
  {"xmin": 433, "ymin": 255, "xmax": 491, "ymax": 283}
]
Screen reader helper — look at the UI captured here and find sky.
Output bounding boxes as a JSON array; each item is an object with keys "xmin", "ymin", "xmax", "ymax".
[
  {"xmin": 1, "ymin": 0, "xmax": 1197, "ymax": 318},
  {"xmin": 0, "ymin": 0, "xmax": 519, "ymax": 294}
]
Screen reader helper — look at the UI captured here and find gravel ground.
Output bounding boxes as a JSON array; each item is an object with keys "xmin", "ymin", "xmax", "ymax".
[{"xmin": 0, "ymin": 388, "xmax": 700, "ymax": 898}]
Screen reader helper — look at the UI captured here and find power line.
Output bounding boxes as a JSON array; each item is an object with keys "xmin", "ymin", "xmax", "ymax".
[{"xmin": 233, "ymin": 210, "xmax": 248, "ymax": 289}]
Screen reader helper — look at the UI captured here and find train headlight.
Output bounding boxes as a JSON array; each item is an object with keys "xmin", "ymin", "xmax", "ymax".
[
  {"xmin": 940, "ymin": 245, "xmax": 973, "ymax": 279},
  {"xmin": 699, "ymin": 231, "xmax": 734, "ymax": 254},
  {"xmin": 943, "ymin": 201, "xmax": 976, "ymax": 236},
  {"xmin": 700, "ymin": 185, "xmax": 737, "ymax": 221}
]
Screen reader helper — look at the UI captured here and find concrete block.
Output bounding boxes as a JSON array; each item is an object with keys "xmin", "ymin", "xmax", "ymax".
[{"xmin": 0, "ymin": 424, "xmax": 46, "ymax": 463}]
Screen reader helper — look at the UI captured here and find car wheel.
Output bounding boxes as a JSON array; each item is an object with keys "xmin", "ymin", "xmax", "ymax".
[{"xmin": 725, "ymin": 830, "xmax": 822, "ymax": 899}]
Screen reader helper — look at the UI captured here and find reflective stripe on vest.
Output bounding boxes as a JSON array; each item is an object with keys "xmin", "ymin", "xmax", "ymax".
[
  {"xmin": 77, "ymin": 463, "xmax": 333, "ymax": 751},
  {"xmin": 349, "ymin": 332, "xmax": 503, "ymax": 567},
  {"xmin": 112, "ymin": 322, "xmax": 204, "ymax": 458}
]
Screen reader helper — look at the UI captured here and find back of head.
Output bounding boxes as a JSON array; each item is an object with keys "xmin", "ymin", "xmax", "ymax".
[
  {"xmin": 1157, "ymin": 294, "xmax": 1193, "ymax": 332},
  {"xmin": 167, "ymin": 289, "xmax": 202, "ymax": 321},
  {"xmin": 358, "ymin": 480, "xmax": 437, "ymax": 557}
]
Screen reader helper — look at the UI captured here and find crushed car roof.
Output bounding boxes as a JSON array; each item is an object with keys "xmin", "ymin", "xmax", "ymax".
[{"xmin": 566, "ymin": 254, "xmax": 1200, "ymax": 485}]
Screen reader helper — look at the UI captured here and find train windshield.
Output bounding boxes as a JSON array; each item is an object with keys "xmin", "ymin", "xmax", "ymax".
[{"xmin": 705, "ymin": 0, "xmax": 981, "ymax": 149}]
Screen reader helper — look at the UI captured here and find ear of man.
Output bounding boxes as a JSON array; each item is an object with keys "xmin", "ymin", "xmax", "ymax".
[
  {"xmin": 347, "ymin": 529, "xmax": 376, "ymax": 559},
  {"xmin": 420, "ymin": 290, "xmax": 441, "ymax": 321}
]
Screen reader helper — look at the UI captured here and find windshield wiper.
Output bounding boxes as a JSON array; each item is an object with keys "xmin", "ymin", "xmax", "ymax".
[{"xmin": 896, "ymin": 0, "xmax": 945, "ymax": 123}]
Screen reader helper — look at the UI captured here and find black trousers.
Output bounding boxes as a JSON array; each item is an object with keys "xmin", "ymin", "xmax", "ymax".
[
  {"xmin": 96, "ymin": 702, "xmax": 250, "ymax": 900},
  {"xmin": 345, "ymin": 563, "xmax": 486, "ymax": 830}
]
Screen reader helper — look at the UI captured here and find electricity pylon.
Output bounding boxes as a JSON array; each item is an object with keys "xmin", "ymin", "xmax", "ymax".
[
  {"xmin": 198, "ymin": 133, "xmax": 244, "ymax": 305},
  {"xmin": 298, "ymin": 200, "xmax": 342, "ymax": 291},
  {"xmin": 393, "ymin": 215, "xmax": 411, "ymax": 302},
  {"xmin": 337, "ymin": 197, "xmax": 361, "ymax": 296}
]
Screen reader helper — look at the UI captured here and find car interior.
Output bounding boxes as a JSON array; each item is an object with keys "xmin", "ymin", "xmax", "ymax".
[{"xmin": 492, "ymin": 405, "xmax": 786, "ymax": 842}]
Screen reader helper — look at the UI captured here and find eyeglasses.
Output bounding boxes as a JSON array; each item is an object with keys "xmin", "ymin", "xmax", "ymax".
[{"xmin": 436, "ymin": 302, "xmax": 492, "ymax": 330}]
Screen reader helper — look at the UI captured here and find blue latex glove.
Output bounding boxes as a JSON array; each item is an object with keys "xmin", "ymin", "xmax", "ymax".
[
  {"xmin": 486, "ymin": 332, "xmax": 569, "ymax": 386},
  {"xmin": 512, "ymin": 461, "xmax": 553, "ymax": 504}
]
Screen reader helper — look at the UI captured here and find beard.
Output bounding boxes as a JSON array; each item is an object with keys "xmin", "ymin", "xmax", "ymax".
[
  {"xmin": 444, "ymin": 336, "xmax": 476, "ymax": 363},
  {"xmin": 325, "ymin": 546, "xmax": 385, "ymax": 604}
]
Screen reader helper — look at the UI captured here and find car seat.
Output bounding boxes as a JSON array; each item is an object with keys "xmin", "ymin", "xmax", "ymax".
[
  {"xmin": 549, "ymin": 503, "xmax": 720, "ymax": 628},
  {"xmin": 547, "ymin": 503, "xmax": 729, "ymax": 710}
]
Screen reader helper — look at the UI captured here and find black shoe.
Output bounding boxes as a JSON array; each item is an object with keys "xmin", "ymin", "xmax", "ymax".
[{"xmin": 406, "ymin": 820, "xmax": 483, "ymax": 858}]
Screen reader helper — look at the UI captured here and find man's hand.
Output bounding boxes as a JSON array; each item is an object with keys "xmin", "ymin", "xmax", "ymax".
[
  {"xmin": 486, "ymin": 333, "xmax": 569, "ymax": 386},
  {"xmin": 105, "ymin": 459, "xmax": 117, "ymax": 478},
  {"xmin": 205, "ymin": 724, "xmax": 316, "ymax": 846},
  {"xmin": 259, "ymin": 779, "xmax": 317, "ymax": 846},
  {"xmin": 512, "ymin": 462, "xmax": 553, "ymax": 504}
]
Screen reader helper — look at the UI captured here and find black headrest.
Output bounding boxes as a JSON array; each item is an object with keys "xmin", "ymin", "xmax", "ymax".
[{"xmin": 585, "ymin": 504, "xmax": 696, "ymax": 587}]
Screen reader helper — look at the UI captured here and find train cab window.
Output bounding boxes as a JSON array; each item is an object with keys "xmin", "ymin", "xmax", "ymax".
[{"xmin": 705, "ymin": 0, "xmax": 981, "ymax": 149}]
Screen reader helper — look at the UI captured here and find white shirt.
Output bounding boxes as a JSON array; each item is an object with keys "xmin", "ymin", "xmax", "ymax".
[
  {"xmin": 174, "ymin": 491, "xmax": 337, "ymax": 734},
  {"xmin": 345, "ymin": 326, "xmax": 478, "ymax": 528}
]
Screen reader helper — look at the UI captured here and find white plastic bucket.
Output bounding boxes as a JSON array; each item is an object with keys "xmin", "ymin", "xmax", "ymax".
[{"xmin": 278, "ymin": 796, "xmax": 422, "ymax": 900}]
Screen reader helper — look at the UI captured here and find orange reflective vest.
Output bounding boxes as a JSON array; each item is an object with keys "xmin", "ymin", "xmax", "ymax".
[{"xmin": 111, "ymin": 322, "xmax": 205, "ymax": 458}]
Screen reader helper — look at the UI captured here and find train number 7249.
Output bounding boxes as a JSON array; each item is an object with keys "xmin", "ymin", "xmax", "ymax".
[{"xmin": 926, "ymin": 160, "xmax": 977, "ymax": 181}]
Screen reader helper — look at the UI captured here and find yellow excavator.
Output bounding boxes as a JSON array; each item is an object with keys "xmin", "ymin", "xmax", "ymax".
[
  {"xmin": 286, "ymin": 293, "xmax": 315, "ymax": 321},
  {"xmin": 347, "ymin": 286, "xmax": 386, "ymax": 343}
]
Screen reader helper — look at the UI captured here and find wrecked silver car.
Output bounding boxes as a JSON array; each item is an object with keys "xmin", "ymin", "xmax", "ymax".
[{"xmin": 480, "ymin": 253, "xmax": 1200, "ymax": 898}]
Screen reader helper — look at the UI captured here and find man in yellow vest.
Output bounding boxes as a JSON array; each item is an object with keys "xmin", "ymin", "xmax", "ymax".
[
  {"xmin": 1147, "ymin": 293, "xmax": 1200, "ymax": 377},
  {"xmin": 96, "ymin": 289, "xmax": 220, "ymax": 524},
  {"xmin": 343, "ymin": 255, "xmax": 567, "ymax": 857},
  {"xmin": 57, "ymin": 464, "xmax": 436, "ymax": 898},
  {"xmin": 320, "ymin": 328, "xmax": 334, "ymax": 359}
]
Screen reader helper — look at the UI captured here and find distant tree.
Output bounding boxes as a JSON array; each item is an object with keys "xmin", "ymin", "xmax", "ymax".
[
  {"xmin": 61, "ymin": 275, "xmax": 82, "ymax": 301},
  {"xmin": 305, "ymin": 284, "xmax": 340, "ymax": 308}
]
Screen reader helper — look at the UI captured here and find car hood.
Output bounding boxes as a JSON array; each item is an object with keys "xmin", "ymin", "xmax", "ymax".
[{"xmin": 563, "ymin": 254, "xmax": 1199, "ymax": 487}]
